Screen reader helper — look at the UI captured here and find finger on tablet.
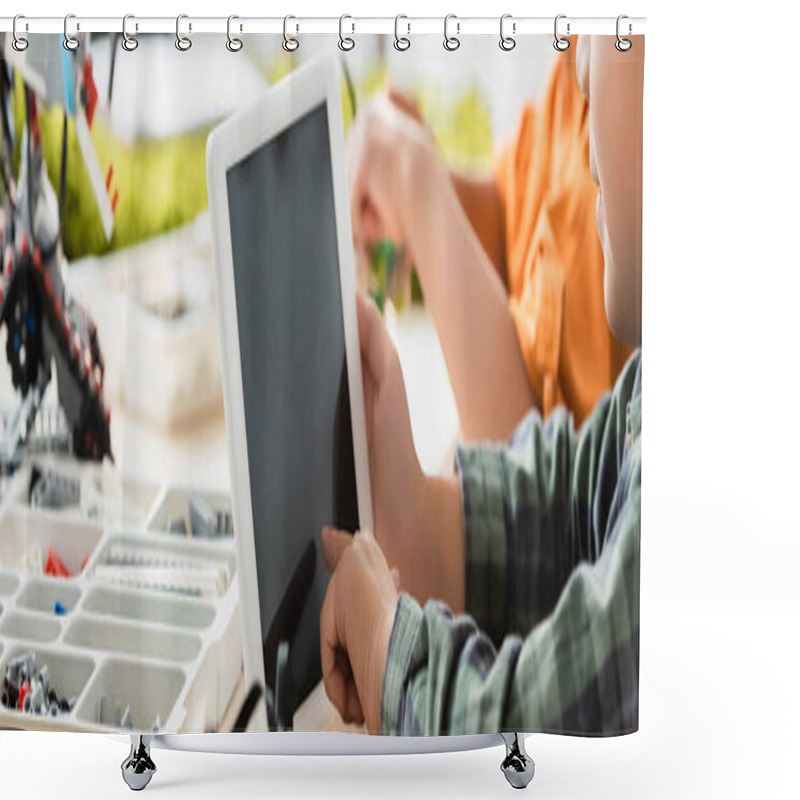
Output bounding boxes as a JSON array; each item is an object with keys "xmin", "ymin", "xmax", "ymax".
[
  {"xmin": 320, "ymin": 574, "xmax": 346, "ymax": 712},
  {"xmin": 319, "ymin": 573, "xmax": 364, "ymax": 723},
  {"xmin": 321, "ymin": 526, "xmax": 353, "ymax": 572},
  {"xmin": 356, "ymin": 291, "xmax": 387, "ymax": 383}
]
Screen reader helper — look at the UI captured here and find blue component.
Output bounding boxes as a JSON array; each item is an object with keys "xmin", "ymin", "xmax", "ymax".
[
  {"xmin": 54, "ymin": 601, "xmax": 67, "ymax": 616},
  {"xmin": 61, "ymin": 47, "xmax": 76, "ymax": 116},
  {"xmin": 28, "ymin": 311, "xmax": 35, "ymax": 335},
  {"xmin": 13, "ymin": 332, "xmax": 20, "ymax": 353}
]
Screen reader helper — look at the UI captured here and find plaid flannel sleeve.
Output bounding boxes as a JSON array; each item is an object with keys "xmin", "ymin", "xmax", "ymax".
[
  {"xmin": 380, "ymin": 353, "xmax": 642, "ymax": 736},
  {"xmin": 455, "ymin": 405, "xmax": 578, "ymax": 646}
]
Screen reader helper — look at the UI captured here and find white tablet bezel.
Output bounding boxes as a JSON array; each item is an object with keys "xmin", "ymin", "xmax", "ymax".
[{"xmin": 206, "ymin": 55, "xmax": 374, "ymax": 729}]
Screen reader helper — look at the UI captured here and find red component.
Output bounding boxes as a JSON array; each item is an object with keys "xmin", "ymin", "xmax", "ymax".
[
  {"xmin": 0, "ymin": 283, "xmax": 3, "ymax": 304},
  {"xmin": 18, "ymin": 233, "xmax": 28, "ymax": 260},
  {"xmin": 80, "ymin": 555, "xmax": 88, "ymax": 572},
  {"xmin": 82, "ymin": 56, "xmax": 98, "ymax": 127},
  {"xmin": 45, "ymin": 548, "xmax": 71, "ymax": 578},
  {"xmin": 29, "ymin": 94, "xmax": 40, "ymax": 147},
  {"xmin": 33, "ymin": 246, "xmax": 42, "ymax": 272},
  {"xmin": 105, "ymin": 163, "xmax": 114, "ymax": 192},
  {"xmin": 4, "ymin": 246, "xmax": 13, "ymax": 278},
  {"xmin": 18, "ymin": 682, "xmax": 30, "ymax": 711},
  {"xmin": 83, "ymin": 347, "xmax": 92, "ymax": 377},
  {"xmin": 111, "ymin": 189, "xmax": 119, "ymax": 215},
  {"xmin": 44, "ymin": 271, "xmax": 52, "ymax": 297},
  {"xmin": 54, "ymin": 294, "xmax": 62, "ymax": 320},
  {"xmin": 93, "ymin": 365, "xmax": 103, "ymax": 393}
]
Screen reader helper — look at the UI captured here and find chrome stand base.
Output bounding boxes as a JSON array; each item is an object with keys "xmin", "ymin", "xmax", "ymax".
[
  {"xmin": 500, "ymin": 733, "xmax": 534, "ymax": 789},
  {"xmin": 121, "ymin": 735, "xmax": 157, "ymax": 791}
]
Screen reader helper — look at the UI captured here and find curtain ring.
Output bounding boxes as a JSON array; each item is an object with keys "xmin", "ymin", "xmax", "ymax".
[
  {"xmin": 499, "ymin": 14, "xmax": 516, "ymax": 51},
  {"xmin": 12, "ymin": 15, "xmax": 28, "ymax": 52},
  {"xmin": 175, "ymin": 13, "xmax": 192, "ymax": 51},
  {"xmin": 121, "ymin": 14, "xmax": 138, "ymax": 51},
  {"xmin": 394, "ymin": 15, "xmax": 410, "ymax": 51},
  {"xmin": 615, "ymin": 15, "xmax": 632, "ymax": 52},
  {"xmin": 553, "ymin": 14, "xmax": 570, "ymax": 52},
  {"xmin": 227, "ymin": 15, "xmax": 243, "ymax": 52},
  {"xmin": 443, "ymin": 14, "xmax": 460, "ymax": 51},
  {"xmin": 63, "ymin": 13, "xmax": 80, "ymax": 51},
  {"xmin": 338, "ymin": 14, "xmax": 355, "ymax": 51},
  {"xmin": 283, "ymin": 15, "xmax": 299, "ymax": 52}
]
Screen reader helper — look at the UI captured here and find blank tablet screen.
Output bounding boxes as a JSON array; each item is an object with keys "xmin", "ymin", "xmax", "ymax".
[{"xmin": 225, "ymin": 102, "xmax": 359, "ymax": 717}]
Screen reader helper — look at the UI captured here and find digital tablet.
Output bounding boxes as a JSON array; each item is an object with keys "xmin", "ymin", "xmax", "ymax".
[{"xmin": 206, "ymin": 56, "xmax": 373, "ymax": 730}]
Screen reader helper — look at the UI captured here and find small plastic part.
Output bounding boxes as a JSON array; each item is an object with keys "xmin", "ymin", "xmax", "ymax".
[
  {"xmin": 167, "ymin": 516, "xmax": 188, "ymax": 535},
  {"xmin": 45, "ymin": 548, "xmax": 71, "ymax": 578}
]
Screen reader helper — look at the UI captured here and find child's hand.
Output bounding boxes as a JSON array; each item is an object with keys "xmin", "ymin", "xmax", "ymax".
[
  {"xmin": 319, "ymin": 528, "xmax": 399, "ymax": 733},
  {"xmin": 347, "ymin": 93, "xmax": 441, "ymax": 262},
  {"xmin": 357, "ymin": 293, "xmax": 430, "ymax": 594},
  {"xmin": 356, "ymin": 292, "xmax": 466, "ymax": 612}
]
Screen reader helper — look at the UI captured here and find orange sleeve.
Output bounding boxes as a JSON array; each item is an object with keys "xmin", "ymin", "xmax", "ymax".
[
  {"xmin": 493, "ymin": 103, "xmax": 537, "ymax": 279},
  {"xmin": 491, "ymin": 54, "xmax": 631, "ymax": 426}
]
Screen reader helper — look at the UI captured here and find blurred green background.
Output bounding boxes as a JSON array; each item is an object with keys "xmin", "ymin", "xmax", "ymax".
[{"xmin": 12, "ymin": 51, "xmax": 492, "ymax": 260}]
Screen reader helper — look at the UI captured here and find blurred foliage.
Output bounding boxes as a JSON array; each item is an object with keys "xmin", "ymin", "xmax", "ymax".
[
  {"xmin": 420, "ymin": 88, "xmax": 492, "ymax": 171},
  {"xmin": 9, "ymin": 54, "xmax": 492, "ymax": 261},
  {"xmin": 12, "ymin": 72, "xmax": 210, "ymax": 259}
]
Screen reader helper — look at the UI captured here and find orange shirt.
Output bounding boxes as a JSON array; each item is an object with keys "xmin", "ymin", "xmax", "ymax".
[{"xmin": 494, "ymin": 51, "xmax": 631, "ymax": 427}]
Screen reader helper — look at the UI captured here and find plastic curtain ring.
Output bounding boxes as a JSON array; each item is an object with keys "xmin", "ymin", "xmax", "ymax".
[
  {"xmin": 338, "ymin": 14, "xmax": 355, "ymax": 51},
  {"xmin": 394, "ymin": 14, "xmax": 410, "ymax": 51},
  {"xmin": 121, "ymin": 14, "xmax": 138, "ymax": 51},
  {"xmin": 499, "ymin": 14, "xmax": 516, "ymax": 51},
  {"xmin": 12, "ymin": 14, "xmax": 28, "ymax": 52},
  {"xmin": 63, "ymin": 14, "xmax": 79, "ymax": 51},
  {"xmin": 175, "ymin": 14, "xmax": 192, "ymax": 51},
  {"xmin": 443, "ymin": 14, "xmax": 460, "ymax": 51},
  {"xmin": 227, "ymin": 15, "xmax": 243, "ymax": 52},
  {"xmin": 553, "ymin": 14, "xmax": 570, "ymax": 52},
  {"xmin": 283, "ymin": 15, "xmax": 299, "ymax": 52},
  {"xmin": 616, "ymin": 14, "xmax": 632, "ymax": 51}
]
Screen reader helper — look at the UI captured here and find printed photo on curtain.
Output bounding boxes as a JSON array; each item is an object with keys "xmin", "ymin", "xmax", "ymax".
[{"xmin": 0, "ymin": 23, "xmax": 644, "ymax": 749}]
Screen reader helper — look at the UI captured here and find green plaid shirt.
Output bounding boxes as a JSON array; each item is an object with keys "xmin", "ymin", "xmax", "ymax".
[{"xmin": 381, "ymin": 351, "xmax": 641, "ymax": 736}]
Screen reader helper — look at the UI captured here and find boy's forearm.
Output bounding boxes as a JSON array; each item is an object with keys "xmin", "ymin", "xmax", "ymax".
[
  {"xmin": 401, "ymin": 146, "xmax": 534, "ymax": 442},
  {"xmin": 421, "ymin": 474, "xmax": 465, "ymax": 613}
]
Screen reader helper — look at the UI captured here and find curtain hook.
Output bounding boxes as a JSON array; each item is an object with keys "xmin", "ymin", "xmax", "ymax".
[
  {"xmin": 283, "ymin": 15, "xmax": 299, "ymax": 52},
  {"xmin": 616, "ymin": 15, "xmax": 632, "ymax": 51},
  {"xmin": 12, "ymin": 14, "xmax": 28, "ymax": 52},
  {"xmin": 63, "ymin": 13, "xmax": 80, "ymax": 51},
  {"xmin": 443, "ymin": 14, "xmax": 460, "ymax": 51},
  {"xmin": 121, "ymin": 14, "xmax": 138, "ymax": 51},
  {"xmin": 227, "ymin": 15, "xmax": 243, "ymax": 52},
  {"xmin": 394, "ymin": 14, "xmax": 410, "ymax": 51},
  {"xmin": 176, "ymin": 14, "xmax": 192, "ymax": 51},
  {"xmin": 553, "ymin": 14, "xmax": 570, "ymax": 52},
  {"xmin": 499, "ymin": 14, "xmax": 516, "ymax": 51},
  {"xmin": 338, "ymin": 14, "xmax": 355, "ymax": 51}
]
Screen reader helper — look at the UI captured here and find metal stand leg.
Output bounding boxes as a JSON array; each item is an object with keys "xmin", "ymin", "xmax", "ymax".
[
  {"xmin": 500, "ymin": 733, "xmax": 534, "ymax": 789},
  {"xmin": 121, "ymin": 735, "xmax": 157, "ymax": 791}
]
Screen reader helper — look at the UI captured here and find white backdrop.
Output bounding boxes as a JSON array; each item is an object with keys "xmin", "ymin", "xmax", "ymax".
[{"xmin": 1, "ymin": 1, "xmax": 798, "ymax": 798}]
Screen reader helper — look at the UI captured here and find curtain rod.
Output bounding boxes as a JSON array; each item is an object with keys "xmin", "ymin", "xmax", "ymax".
[{"xmin": 0, "ymin": 16, "xmax": 646, "ymax": 37}]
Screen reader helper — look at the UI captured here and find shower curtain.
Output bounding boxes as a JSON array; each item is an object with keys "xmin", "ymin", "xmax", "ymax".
[{"xmin": 0, "ymin": 24, "xmax": 644, "ymax": 739}]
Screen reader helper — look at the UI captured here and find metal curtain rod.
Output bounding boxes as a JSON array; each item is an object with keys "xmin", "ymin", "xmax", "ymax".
[{"xmin": 0, "ymin": 15, "xmax": 646, "ymax": 36}]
